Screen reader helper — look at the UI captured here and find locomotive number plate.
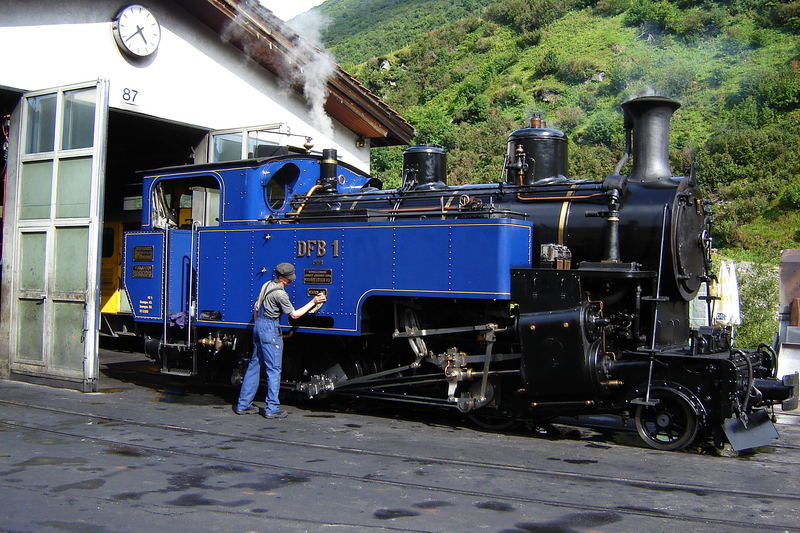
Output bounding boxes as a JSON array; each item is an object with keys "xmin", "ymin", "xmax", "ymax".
[
  {"xmin": 303, "ymin": 269, "xmax": 332, "ymax": 284},
  {"xmin": 132, "ymin": 265, "xmax": 153, "ymax": 278},
  {"xmin": 133, "ymin": 245, "xmax": 154, "ymax": 262}
]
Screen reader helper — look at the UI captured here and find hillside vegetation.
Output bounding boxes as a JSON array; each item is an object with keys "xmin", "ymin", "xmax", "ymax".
[
  {"xmin": 317, "ymin": 0, "xmax": 800, "ymax": 346},
  {"xmin": 317, "ymin": 0, "xmax": 496, "ymax": 67}
]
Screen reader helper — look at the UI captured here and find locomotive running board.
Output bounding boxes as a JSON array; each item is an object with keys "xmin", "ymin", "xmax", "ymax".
[{"xmin": 722, "ymin": 409, "xmax": 779, "ymax": 451}]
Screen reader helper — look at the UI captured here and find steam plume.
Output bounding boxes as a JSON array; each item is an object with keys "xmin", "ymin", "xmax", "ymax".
[
  {"xmin": 221, "ymin": 1, "xmax": 337, "ymax": 139},
  {"xmin": 284, "ymin": 10, "xmax": 336, "ymax": 139}
]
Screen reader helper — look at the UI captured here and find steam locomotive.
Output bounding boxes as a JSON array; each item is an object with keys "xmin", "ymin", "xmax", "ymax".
[{"xmin": 121, "ymin": 96, "xmax": 798, "ymax": 451}]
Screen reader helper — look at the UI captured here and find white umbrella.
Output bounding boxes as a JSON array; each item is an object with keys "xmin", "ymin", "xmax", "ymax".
[{"xmin": 714, "ymin": 260, "xmax": 741, "ymax": 326}]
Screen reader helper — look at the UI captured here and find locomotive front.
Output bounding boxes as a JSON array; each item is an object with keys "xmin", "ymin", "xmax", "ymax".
[{"xmin": 499, "ymin": 96, "xmax": 796, "ymax": 450}]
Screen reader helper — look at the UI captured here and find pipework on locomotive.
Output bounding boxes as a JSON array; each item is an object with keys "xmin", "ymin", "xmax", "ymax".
[{"xmin": 121, "ymin": 96, "xmax": 798, "ymax": 451}]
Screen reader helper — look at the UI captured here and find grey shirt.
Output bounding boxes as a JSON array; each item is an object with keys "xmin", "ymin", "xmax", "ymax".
[{"xmin": 254, "ymin": 280, "xmax": 295, "ymax": 319}]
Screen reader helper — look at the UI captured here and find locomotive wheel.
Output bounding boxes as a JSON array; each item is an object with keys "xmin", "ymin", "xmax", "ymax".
[
  {"xmin": 465, "ymin": 382, "xmax": 516, "ymax": 431},
  {"xmin": 467, "ymin": 410, "xmax": 516, "ymax": 431},
  {"xmin": 634, "ymin": 388, "xmax": 699, "ymax": 451}
]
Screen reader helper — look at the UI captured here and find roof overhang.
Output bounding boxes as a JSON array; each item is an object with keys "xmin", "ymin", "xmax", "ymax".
[{"xmin": 174, "ymin": 0, "xmax": 414, "ymax": 147}]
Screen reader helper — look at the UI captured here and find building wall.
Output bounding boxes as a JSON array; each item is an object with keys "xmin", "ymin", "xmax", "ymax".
[
  {"xmin": 0, "ymin": 0, "xmax": 377, "ymax": 382},
  {"xmin": 0, "ymin": 0, "xmax": 370, "ymax": 169}
]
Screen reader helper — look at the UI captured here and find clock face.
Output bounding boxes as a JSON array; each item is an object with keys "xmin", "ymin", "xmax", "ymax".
[{"xmin": 113, "ymin": 4, "xmax": 161, "ymax": 58}]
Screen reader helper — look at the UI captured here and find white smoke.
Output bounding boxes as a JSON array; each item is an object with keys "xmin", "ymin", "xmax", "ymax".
[
  {"xmin": 283, "ymin": 10, "xmax": 337, "ymax": 139},
  {"xmin": 221, "ymin": 0, "xmax": 264, "ymax": 62},
  {"xmin": 221, "ymin": 1, "xmax": 337, "ymax": 140}
]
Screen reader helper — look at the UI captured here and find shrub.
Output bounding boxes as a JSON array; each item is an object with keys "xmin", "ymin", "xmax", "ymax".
[
  {"xmin": 606, "ymin": 62, "xmax": 631, "ymax": 94},
  {"xmin": 734, "ymin": 66, "xmax": 800, "ymax": 113},
  {"xmin": 490, "ymin": 85, "xmax": 527, "ymax": 109},
  {"xmin": 673, "ymin": 8, "xmax": 705, "ymax": 37},
  {"xmin": 447, "ymin": 148, "xmax": 484, "ymax": 185},
  {"xmin": 516, "ymin": 30, "xmax": 542, "ymax": 48},
  {"xmin": 473, "ymin": 37, "xmax": 494, "ymax": 53},
  {"xmin": 455, "ymin": 77, "xmax": 490, "ymax": 106},
  {"xmin": 554, "ymin": 106, "xmax": 587, "ymax": 131},
  {"xmin": 758, "ymin": 67, "xmax": 800, "ymax": 111},
  {"xmin": 625, "ymin": 0, "xmax": 680, "ymax": 33},
  {"xmin": 671, "ymin": 6, "xmax": 726, "ymax": 39},
  {"xmin": 453, "ymin": 94, "xmax": 489, "ymax": 124},
  {"xmin": 370, "ymin": 146, "xmax": 403, "ymax": 189},
  {"xmin": 657, "ymin": 62, "xmax": 697, "ymax": 96},
  {"xmin": 748, "ymin": 28, "xmax": 772, "ymax": 47},
  {"xmin": 768, "ymin": 0, "xmax": 800, "ymax": 32},
  {"xmin": 577, "ymin": 90, "xmax": 598, "ymax": 110},
  {"xmin": 722, "ymin": 21, "xmax": 753, "ymax": 51},
  {"xmin": 780, "ymin": 181, "xmax": 800, "ymax": 209},
  {"xmin": 536, "ymin": 50, "xmax": 561, "ymax": 76},
  {"xmin": 720, "ymin": 96, "xmax": 776, "ymax": 130},
  {"xmin": 624, "ymin": 0, "xmax": 724, "ymax": 39},
  {"xmin": 594, "ymin": 0, "xmax": 633, "ymax": 16},
  {"xmin": 406, "ymin": 106, "xmax": 454, "ymax": 146},
  {"xmin": 485, "ymin": 0, "xmax": 576, "ymax": 33},
  {"xmin": 581, "ymin": 109, "xmax": 624, "ymax": 147},
  {"xmin": 556, "ymin": 57, "xmax": 597, "ymax": 83},
  {"xmin": 735, "ymin": 262, "xmax": 779, "ymax": 349},
  {"xmin": 696, "ymin": 114, "xmax": 800, "ymax": 246},
  {"xmin": 568, "ymin": 143, "xmax": 616, "ymax": 179}
]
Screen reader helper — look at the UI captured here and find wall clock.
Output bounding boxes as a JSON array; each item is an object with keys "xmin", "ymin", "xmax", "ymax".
[{"xmin": 112, "ymin": 4, "xmax": 161, "ymax": 58}]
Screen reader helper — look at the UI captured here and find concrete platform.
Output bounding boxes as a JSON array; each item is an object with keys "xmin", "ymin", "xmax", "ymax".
[{"xmin": 1, "ymin": 344, "xmax": 799, "ymax": 533}]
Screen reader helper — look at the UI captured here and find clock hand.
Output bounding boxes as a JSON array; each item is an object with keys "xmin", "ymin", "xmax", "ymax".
[
  {"xmin": 125, "ymin": 25, "xmax": 147, "ymax": 45},
  {"xmin": 125, "ymin": 27, "xmax": 142, "ymax": 42}
]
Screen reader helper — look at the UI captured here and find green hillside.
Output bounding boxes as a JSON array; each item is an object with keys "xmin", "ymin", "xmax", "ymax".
[
  {"xmin": 315, "ymin": 0, "xmax": 496, "ymax": 67},
  {"xmin": 323, "ymin": 0, "xmax": 799, "ymax": 261},
  {"xmin": 319, "ymin": 0, "xmax": 800, "ymax": 345}
]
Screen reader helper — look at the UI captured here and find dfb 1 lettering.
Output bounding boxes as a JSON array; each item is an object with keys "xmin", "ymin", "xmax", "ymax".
[{"xmin": 297, "ymin": 239, "xmax": 340, "ymax": 258}]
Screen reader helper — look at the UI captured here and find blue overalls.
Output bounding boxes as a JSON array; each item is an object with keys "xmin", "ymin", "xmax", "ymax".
[{"xmin": 236, "ymin": 301, "xmax": 285, "ymax": 415}]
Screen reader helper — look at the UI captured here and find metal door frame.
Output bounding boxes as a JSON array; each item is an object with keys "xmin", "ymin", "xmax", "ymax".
[{"xmin": 5, "ymin": 80, "xmax": 108, "ymax": 391}]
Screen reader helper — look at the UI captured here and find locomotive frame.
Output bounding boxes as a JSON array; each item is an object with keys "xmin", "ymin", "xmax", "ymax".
[{"xmin": 119, "ymin": 96, "xmax": 798, "ymax": 452}]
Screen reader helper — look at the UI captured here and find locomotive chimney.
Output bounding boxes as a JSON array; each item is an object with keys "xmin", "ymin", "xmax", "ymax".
[
  {"xmin": 621, "ymin": 96, "xmax": 680, "ymax": 183},
  {"xmin": 320, "ymin": 148, "xmax": 338, "ymax": 191}
]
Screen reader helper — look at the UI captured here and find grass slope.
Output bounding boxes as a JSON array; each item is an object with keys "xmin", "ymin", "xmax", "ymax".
[{"xmin": 314, "ymin": 0, "xmax": 495, "ymax": 67}]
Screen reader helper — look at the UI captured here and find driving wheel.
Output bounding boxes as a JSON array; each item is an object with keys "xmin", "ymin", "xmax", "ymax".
[{"xmin": 634, "ymin": 388, "xmax": 700, "ymax": 451}]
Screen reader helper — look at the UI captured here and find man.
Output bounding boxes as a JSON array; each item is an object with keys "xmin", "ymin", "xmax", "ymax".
[{"xmin": 235, "ymin": 262, "xmax": 327, "ymax": 419}]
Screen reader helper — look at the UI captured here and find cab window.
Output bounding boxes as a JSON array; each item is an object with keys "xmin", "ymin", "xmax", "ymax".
[
  {"xmin": 264, "ymin": 163, "xmax": 300, "ymax": 211},
  {"xmin": 151, "ymin": 175, "xmax": 221, "ymax": 229}
]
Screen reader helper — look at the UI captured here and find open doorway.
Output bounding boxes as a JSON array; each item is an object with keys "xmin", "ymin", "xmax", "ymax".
[{"xmin": 100, "ymin": 110, "xmax": 206, "ymax": 337}]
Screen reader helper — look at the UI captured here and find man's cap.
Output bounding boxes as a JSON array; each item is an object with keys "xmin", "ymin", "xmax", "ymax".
[{"xmin": 275, "ymin": 262, "xmax": 296, "ymax": 281}]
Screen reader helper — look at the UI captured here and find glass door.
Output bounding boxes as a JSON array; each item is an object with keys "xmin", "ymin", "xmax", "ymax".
[{"xmin": 9, "ymin": 81, "xmax": 108, "ymax": 391}]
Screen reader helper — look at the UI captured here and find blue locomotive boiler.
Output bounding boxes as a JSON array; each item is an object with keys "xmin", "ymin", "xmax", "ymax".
[{"xmin": 122, "ymin": 97, "xmax": 798, "ymax": 451}]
